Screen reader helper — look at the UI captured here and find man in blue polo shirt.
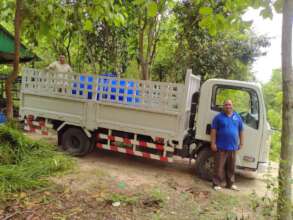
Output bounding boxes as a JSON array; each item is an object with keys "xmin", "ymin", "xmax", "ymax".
[{"xmin": 211, "ymin": 99, "xmax": 244, "ymax": 191}]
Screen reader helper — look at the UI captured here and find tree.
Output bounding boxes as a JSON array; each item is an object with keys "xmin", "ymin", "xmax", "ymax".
[
  {"xmin": 133, "ymin": 0, "xmax": 170, "ymax": 80},
  {"xmin": 277, "ymin": 0, "xmax": 293, "ymax": 219},
  {"xmin": 152, "ymin": 1, "xmax": 270, "ymax": 82},
  {"xmin": 68, "ymin": 0, "xmax": 126, "ymax": 73},
  {"xmin": 192, "ymin": 1, "xmax": 292, "ymax": 218},
  {"xmin": 1, "ymin": 1, "xmax": 127, "ymax": 73},
  {"xmin": 5, "ymin": 0, "xmax": 22, "ymax": 119}
]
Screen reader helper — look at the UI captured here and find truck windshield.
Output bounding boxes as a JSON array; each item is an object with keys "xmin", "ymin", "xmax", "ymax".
[{"xmin": 211, "ymin": 86, "xmax": 259, "ymax": 129}]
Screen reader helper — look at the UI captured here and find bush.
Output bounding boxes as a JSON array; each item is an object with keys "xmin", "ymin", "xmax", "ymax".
[
  {"xmin": 0, "ymin": 124, "xmax": 74, "ymax": 199},
  {"xmin": 269, "ymin": 131, "xmax": 281, "ymax": 161}
]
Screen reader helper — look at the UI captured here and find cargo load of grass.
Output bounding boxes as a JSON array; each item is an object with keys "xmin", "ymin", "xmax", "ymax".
[{"xmin": 0, "ymin": 125, "xmax": 74, "ymax": 198}]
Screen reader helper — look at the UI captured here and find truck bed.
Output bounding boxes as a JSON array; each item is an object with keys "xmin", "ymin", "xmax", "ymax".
[{"xmin": 20, "ymin": 68, "xmax": 200, "ymax": 146}]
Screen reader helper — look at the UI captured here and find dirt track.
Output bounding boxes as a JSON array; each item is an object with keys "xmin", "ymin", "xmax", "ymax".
[
  {"xmin": 2, "ymin": 132, "xmax": 277, "ymax": 220},
  {"xmin": 38, "ymin": 133, "xmax": 276, "ymax": 197}
]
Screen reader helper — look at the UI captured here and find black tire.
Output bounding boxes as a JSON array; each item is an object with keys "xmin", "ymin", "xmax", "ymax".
[
  {"xmin": 61, "ymin": 127, "xmax": 92, "ymax": 156},
  {"xmin": 195, "ymin": 147, "xmax": 214, "ymax": 181}
]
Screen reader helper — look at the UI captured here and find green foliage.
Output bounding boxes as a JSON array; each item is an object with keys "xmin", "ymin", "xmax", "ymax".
[
  {"xmin": 106, "ymin": 192, "xmax": 139, "ymax": 205},
  {"xmin": 149, "ymin": 188, "xmax": 166, "ymax": 206},
  {"xmin": 249, "ymin": 169, "xmax": 279, "ymax": 218},
  {"xmin": 196, "ymin": 0, "xmax": 279, "ymax": 36},
  {"xmin": 270, "ymin": 132, "xmax": 281, "ymax": 161},
  {"xmin": 215, "ymin": 88, "xmax": 251, "ymax": 113},
  {"xmin": 152, "ymin": 1, "xmax": 270, "ymax": 82},
  {"xmin": 0, "ymin": 0, "xmax": 272, "ymax": 81},
  {"xmin": 0, "ymin": 125, "xmax": 30, "ymax": 164},
  {"xmin": 0, "ymin": 0, "xmax": 128, "ymax": 73},
  {"xmin": 0, "ymin": 124, "xmax": 74, "ymax": 199},
  {"xmin": 263, "ymin": 69, "xmax": 282, "ymax": 161},
  {"xmin": 147, "ymin": 2, "xmax": 158, "ymax": 17},
  {"xmin": 199, "ymin": 7, "xmax": 213, "ymax": 16},
  {"xmin": 123, "ymin": 60, "xmax": 140, "ymax": 79}
]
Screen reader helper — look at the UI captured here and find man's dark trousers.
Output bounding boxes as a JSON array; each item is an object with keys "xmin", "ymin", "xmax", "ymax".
[{"xmin": 212, "ymin": 150, "xmax": 236, "ymax": 187}]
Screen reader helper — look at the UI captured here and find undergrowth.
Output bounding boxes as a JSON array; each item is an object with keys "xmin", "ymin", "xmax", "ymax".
[{"xmin": 0, "ymin": 124, "xmax": 74, "ymax": 200}]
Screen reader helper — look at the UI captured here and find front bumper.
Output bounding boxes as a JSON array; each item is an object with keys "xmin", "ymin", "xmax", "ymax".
[{"xmin": 257, "ymin": 162, "xmax": 268, "ymax": 173}]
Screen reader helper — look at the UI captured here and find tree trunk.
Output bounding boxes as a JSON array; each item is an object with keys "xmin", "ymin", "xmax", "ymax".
[
  {"xmin": 138, "ymin": 11, "xmax": 148, "ymax": 80},
  {"xmin": 277, "ymin": 0, "xmax": 293, "ymax": 219},
  {"xmin": 141, "ymin": 61, "xmax": 149, "ymax": 80},
  {"xmin": 5, "ymin": 0, "xmax": 22, "ymax": 119},
  {"xmin": 146, "ymin": 19, "xmax": 155, "ymax": 80},
  {"xmin": 85, "ymin": 42, "xmax": 97, "ymax": 73},
  {"xmin": 137, "ymin": 2, "xmax": 165, "ymax": 80},
  {"xmin": 65, "ymin": 32, "xmax": 72, "ymax": 66}
]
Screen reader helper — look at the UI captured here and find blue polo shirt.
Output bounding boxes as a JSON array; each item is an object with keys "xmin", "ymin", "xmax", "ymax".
[{"xmin": 211, "ymin": 112, "xmax": 244, "ymax": 151}]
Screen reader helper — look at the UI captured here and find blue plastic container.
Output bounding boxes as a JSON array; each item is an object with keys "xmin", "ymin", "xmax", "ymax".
[
  {"xmin": 71, "ymin": 73, "xmax": 141, "ymax": 105},
  {"xmin": 101, "ymin": 73, "xmax": 116, "ymax": 77},
  {"xmin": 0, "ymin": 112, "xmax": 6, "ymax": 124}
]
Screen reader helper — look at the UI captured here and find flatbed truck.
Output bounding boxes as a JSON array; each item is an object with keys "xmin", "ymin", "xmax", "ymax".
[{"xmin": 20, "ymin": 68, "xmax": 271, "ymax": 180}]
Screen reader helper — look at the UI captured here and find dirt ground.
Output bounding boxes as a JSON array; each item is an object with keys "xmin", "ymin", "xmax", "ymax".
[{"xmin": 0, "ymin": 133, "xmax": 279, "ymax": 220}]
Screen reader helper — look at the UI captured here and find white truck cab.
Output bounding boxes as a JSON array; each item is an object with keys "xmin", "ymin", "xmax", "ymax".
[
  {"xmin": 20, "ymin": 68, "xmax": 271, "ymax": 180},
  {"xmin": 192, "ymin": 79, "xmax": 271, "ymax": 179}
]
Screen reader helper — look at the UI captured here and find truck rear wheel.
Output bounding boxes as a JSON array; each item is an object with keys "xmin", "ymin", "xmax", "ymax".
[
  {"xmin": 61, "ymin": 127, "xmax": 92, "ymax": 156},
  {"xmin": 195, "ymin": 147, "xmax": 214, "ymax": 181}
]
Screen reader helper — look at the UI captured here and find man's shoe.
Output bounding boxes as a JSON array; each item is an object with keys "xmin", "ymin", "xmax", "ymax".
[
  {"xmin": 230, "ymin": 185, "xmax": 240, "ymax": 191},
  {"xmin": 213, "ymin": 186, "xmax": 222, "ymax": 191}
]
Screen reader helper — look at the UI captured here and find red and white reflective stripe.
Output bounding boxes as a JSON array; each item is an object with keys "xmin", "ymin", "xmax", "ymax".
[
  {"xmin": 24, "ymin": 125, "xmax": 34, "ymax": 132},
  {"xmin": 34, "ymin": 129, "xmax": 49, "ymax": 135},
  {"xmin": 32, "ymin": 121, "xmax": 41, "ymax": 126},
  {"xmin": 98, "ymin": 133, "xmax": 173, "ymax": 152},
  {"xmin": 24, "ymin": 115, "xmax": 49, "ymax": 135},
  {"xmin": 96, "ymin": 142, "xmax": 173, "ymax": 162}
]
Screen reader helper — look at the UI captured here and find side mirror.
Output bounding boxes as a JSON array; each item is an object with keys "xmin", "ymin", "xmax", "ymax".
[
  {"xmin": 214, "ymin": 104, "xmax": 223, "ymax": 112},
  {"xmin": 271, "ymin": 127, "xmax": 280, "ymax": 132}
]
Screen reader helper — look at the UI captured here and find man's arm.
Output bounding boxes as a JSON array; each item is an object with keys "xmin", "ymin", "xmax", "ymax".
[
  {"xmin": 45, "ymin": 61, "xmax": 56, "ymax": 71},
  {"xmin": 67, "ymin": 64, "xmax": 73, "ymax": 72},
  {"xmin": 210, "ymin": 128, "xmax": 217, "ymax": 152},
  {"xmin": 238, "ymin": 115, "xmax": 244, "ymax": 150},
  {"xmin": 239, "ymin": 131, "xmax": 244, "ymax": 150}
]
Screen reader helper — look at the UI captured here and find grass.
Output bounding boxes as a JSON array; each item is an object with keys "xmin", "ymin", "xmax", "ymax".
[
  {"xmin": 105, "ymin": 192, "xmax": 140, "ymax": 205},
  {"xmin": 148, "ymin": 188, "xmax": 166, "ymax": 206},
  {"xmin": 0, "ymin": 124, "xmax": 74, "ymax": 200}
]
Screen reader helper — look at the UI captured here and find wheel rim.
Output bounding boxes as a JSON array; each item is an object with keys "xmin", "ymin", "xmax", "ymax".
[
  {"xmin": 204, "ymin": 156, "xmax": 214, "ymax": 176},
  {"xmin": 71, "ymin": 136, "xmax": 81, "ymax": 149}
]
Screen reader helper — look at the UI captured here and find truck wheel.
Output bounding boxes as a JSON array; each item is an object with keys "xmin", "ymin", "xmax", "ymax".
[
  {"xmin": 195, "ymin": 147, "xmax": 214, "ymax": 181},
  {"xmin": 61, "ymin": 127, "xmax": 92, "ymax": 156}
]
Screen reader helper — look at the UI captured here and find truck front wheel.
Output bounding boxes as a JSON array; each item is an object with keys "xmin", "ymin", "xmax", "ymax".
[
  {"xmin": 195, "ymin": 147, "xmax": 214, "ymax": 181},
  {"xmin": 61, "ymin": 127, "xmax": 92, "ymax": 156}
]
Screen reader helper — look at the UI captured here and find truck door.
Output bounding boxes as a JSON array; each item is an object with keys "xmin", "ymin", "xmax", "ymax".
[{"xmin": 196, "ymin": 83, "xmax": 265, "ymax": 170}]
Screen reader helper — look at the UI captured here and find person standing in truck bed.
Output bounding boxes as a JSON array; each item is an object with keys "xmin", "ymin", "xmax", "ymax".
[
  {"xmin": 46, "ymin": 55, "xmax": 73, "ymax": 93},
  {"xmin": 210, "ymin": 99, "xmax": 244, "ymax": 191},
  {"xmin": 46, "ymin": 55, "xmax": 72, "ymax": 73}
]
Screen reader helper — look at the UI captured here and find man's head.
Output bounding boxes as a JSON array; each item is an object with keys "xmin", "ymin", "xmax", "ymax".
[
  {"xmin": 223, "ymin": 99, "xmax": 233, "ymax": 115},
  {"xmin": 59, "ymin": 55, "xmax": 65, "ymax": 64}
]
